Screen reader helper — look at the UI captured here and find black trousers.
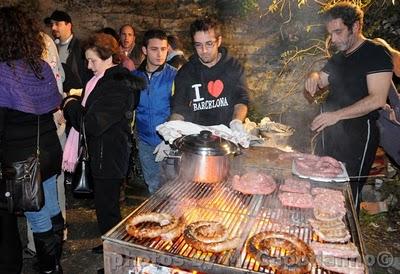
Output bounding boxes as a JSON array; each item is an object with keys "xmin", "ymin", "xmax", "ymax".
[
  {"xmin": 93, "ymin": 178, "xmax": 123, "ymax": 234},
  {"xmin": 317, "ymin": 118, "xmax": 379, "ymax": 214},
  {"xmin": 0, "ymin": 211, "xmax": 22, "ymax": 274}
]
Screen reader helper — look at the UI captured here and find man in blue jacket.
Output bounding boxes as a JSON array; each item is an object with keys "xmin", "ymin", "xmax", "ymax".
[{"xmin": 132, "ymin": 29, "xmax": 177, "ymax": 194}]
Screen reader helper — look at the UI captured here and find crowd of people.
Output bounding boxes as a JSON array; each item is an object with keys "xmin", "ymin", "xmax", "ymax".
[
  {"xmin": 0, "ymin": 5, "xmax": 250, "ymax": 274},
  {"xmin": 0, "ymin": 2, "xmax": 399, "ymax": 274}
]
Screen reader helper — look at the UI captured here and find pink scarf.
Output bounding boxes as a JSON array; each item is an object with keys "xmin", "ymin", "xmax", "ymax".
[{"xmin": 62, "ymin": 73, "xmax": 104, "ymax": 172}]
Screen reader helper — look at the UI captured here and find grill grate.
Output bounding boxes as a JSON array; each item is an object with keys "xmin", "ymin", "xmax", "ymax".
[{"xmin": 104, "ymin": 175, "xmax": 367, "ymax": 273}]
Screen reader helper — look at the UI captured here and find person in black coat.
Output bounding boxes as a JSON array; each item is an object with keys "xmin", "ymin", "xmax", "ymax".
[
  {"xmin": 62, "ymin": 33, "xmax": 144, "ymax": 254},
  {"xmin": 0, "ymin": 6, "xmax": 63, "ymax": 274},
  {"xmin": 44, "ymin": 10, "xmax": 92, "ymax": 92}
]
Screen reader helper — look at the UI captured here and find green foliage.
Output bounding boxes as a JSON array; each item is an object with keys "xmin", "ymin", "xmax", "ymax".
[
  {"xmin": 360, "ymin": 210, "xmax": 388, "ymax": 225},
  {"xmin": 364, "ymin": 1, "xmax": 400, "ymax": 47},
  {"xmin": 271, "ymin": 0, "xmax": 400, "ymax": 70},
  {"xmin": 213, "ymin": 0, "xmax": 399, "ymax": 106},
  {"xmin": 215, "ymin": 0, "xmax": 259, "ymax": 17},
  {"xmin": 241, "ymin": 0, "xmax": 260, "ymax": 14}
]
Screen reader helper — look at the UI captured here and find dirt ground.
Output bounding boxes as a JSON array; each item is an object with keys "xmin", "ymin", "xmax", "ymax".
[
  {"xmin": 19, "ymin": 180, "xmax": 151, "ymax": 274},
  {"xmin": 359, "ymin": 172, "xmax": 400, "ymax": 274}
]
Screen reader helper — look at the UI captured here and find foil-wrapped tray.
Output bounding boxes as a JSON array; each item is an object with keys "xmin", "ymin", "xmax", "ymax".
[{"xmin": 292, "ymin": 161, "xmax": 350, "ymax": 183}]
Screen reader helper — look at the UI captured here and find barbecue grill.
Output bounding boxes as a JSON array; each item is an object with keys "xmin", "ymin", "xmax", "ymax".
[{"xmin": 103, "ymin": 148, "xmax": 368, "ymax": 274}]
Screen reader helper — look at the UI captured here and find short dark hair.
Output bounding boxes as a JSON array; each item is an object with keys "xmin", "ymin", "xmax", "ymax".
[
  {"xmin": 167, "ymin": 35, "xmax": 182, "ymax": 50},
  {"xmin": 84, "ymin": 33, "xmax": 120, "ymax": 64},
  {"xmin": 142, "ymin": 29, "xmax": 167, "ymax": 48},
  {"xmin": 324, "ymin": 2, "xmax": 364, "ymax": 31},
  {"xmin": 190, "ymin": 17, "xmax": 221, "ymax": 41}
]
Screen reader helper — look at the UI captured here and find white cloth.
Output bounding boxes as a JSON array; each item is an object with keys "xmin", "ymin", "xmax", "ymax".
[
  {"xmin": 156, "ymin": 120, "xmax": 255, "ymax": 148},
  {"xmin": 229, "ymin": 119, "xmax": 246, "ymax": 133}
]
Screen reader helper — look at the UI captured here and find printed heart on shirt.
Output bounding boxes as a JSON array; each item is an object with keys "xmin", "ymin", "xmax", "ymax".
[{"xmin": 207, "ymin": 80, "xmax": 224, "ymax": 98}]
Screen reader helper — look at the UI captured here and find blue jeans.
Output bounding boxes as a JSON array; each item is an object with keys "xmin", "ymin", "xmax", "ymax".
[
  {"xmin": 24, "ymin": 175, "xmax": 61, "ymax": 233},
  {"xmin": 138, "ymin": 140, "xmax": 161, "ymax": 194}
]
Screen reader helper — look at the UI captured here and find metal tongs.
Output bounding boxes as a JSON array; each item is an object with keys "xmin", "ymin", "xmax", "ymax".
[
  {"xmin": 262, "ymin": 122, "xmax": 294, "ymax": 133},
  {"xmin": 304, "ymin": 86, "xmax": 329, "ymax": 105}
]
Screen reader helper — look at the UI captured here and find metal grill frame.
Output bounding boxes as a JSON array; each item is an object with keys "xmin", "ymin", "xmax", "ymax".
[{"xmin": 103, "ymin": 174, "xmax": 368, "ymax": 274}]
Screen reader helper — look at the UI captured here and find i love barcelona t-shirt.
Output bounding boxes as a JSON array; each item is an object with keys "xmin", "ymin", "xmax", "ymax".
[{"xmin": 172, "ymin": 47, "xmax": 249, "ymax": 126}]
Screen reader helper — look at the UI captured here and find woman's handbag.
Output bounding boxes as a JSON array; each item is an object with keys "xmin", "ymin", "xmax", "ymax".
[
  {"xmin": 0, "ymin": 117, "xmax": 44, "ymax": 213},
  {"xmin": 72, "ymin": 118, "xmax": 93, "ymax": 194}
]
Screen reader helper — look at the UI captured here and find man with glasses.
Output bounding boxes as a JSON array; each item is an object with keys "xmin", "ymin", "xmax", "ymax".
[{"xmin": 170, "ymin": 17, "xmax": 249, "ymax": 130}]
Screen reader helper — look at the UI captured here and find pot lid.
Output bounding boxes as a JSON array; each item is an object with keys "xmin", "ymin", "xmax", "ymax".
[{"xmin": 174, "ymin": 130, "xmax": 238, "ymax": 156}]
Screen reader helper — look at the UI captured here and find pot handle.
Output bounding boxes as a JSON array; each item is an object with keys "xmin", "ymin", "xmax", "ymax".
[
  {"xmin": 165, "ymin": 149, "xmax": 182, "ymax": 159},
  {"xmin": 233, "ymin": 146, "xmax": 242, "ymax": 156}
]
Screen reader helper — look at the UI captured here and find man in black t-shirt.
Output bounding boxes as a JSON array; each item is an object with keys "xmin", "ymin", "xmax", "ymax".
[
  {"xmin": 305, "ymin": 3, "xmax": 393, "ymax": 213},
  {"xmin": 170, "ymin": 17, "xmax": 249, "ymax": 131}
]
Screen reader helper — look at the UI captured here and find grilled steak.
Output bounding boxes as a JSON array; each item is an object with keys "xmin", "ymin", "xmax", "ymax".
[
  {"xmin": 311, "ymin": 242, "xmax": 360, "ymax": 259},
  {"xmin": 317, "ymin": 256, "xmax": 365, "ymax": 274},
  {"xmin": 308, "ymin": 218, "xmax": 346, "ymax": 230},
  {"xmin": 313, "ymin": 189, "xmax": 346, "ymax": 221},
  {"xmin": 278, "ymin": 192, "xmax": 314, "ymax": 208},
  {"xmin": 311, "ymin": 187, "xmax": 344, "ymax": 198},
  {"xmin": 294, "ymin": 154, "xmax": 343, "ymax": 178},
  {"xmin": 280, "ymin": 177, "xmax": 311, "ymax": 194},
  {"xmin": 231, "ymin": 172, "xmax": 277, "ymax": 195},
  {"xmin": 309, "ymin": 218, "xmax": 351, "ymax": 243}
]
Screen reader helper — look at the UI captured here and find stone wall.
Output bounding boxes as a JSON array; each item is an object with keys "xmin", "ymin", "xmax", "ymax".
[
  {"xmin": 3, "ymin": 0, "xmax": 332, "ymax": 151},
  {"xmin": 220, "ymin": 5, "xmax": 327, "ymax": 151}
]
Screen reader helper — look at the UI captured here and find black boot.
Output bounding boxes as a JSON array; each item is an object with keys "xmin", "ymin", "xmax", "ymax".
[
  {"xmin": 33, "ymin": 230, "xmax": 63, "ymax": 274},
  {"xmin": 51, "ymin": 213, "xmax": 65, "ymax": 261},
  {"xmin": 0, "ymin": 211, "xmax": 22, "ymax": 274}
]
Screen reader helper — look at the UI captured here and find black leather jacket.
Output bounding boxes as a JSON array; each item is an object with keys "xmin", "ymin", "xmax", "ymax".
[{"xmin": 63, "ymin": 65, "xmax": 144, "ymax": 179}]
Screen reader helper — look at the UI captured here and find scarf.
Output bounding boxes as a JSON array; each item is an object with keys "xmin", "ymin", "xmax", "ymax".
[
  {"xmin": 0, "ymin": 60, "xmax": 61, "ymax": 114},
  {"xmin": 62, "ymin": 73, "xmax": 104, "ymax": 172}
]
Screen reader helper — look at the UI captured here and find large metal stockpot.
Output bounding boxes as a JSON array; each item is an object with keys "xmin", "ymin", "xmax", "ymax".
[{"xmin": 173, "ymin": 130, "xmax": 239, "ymax": 183}]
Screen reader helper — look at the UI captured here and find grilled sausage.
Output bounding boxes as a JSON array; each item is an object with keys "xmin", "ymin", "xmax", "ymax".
[
  {"xmin": 184, "ymin": 221, "xmax": 241, "ymax": 253},
  {"xmin": 126, "ymin": 212, "xmax": 185, "ymax": 241},
  {"xmin": 247, "ymin": 231, "xmax": 315, "ymax": 274},
  {"xmin": 188, "ymin": 221, "xmax": 229, "ymax": 243}
]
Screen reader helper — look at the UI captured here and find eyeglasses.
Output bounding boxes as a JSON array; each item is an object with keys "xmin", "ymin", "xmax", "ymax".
[{"xmin": 193, "ymin": 39, "xmax": 218, "ymax": 50}]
